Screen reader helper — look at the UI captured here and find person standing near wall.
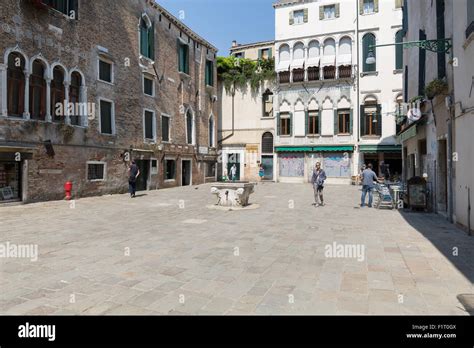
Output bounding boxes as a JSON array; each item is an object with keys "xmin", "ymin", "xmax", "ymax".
[
  {"xmin": 312, "ymin": 162, "xmax": 327, "ymax": 207},
  {"xmin": 128, "ymin": 160, "xmax": 140, "ymax": 198}
]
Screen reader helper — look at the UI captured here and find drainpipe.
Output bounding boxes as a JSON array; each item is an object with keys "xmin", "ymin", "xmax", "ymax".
[{"xmin": 355, "ymin": 0, "xmax": 361, "ymax": 175}]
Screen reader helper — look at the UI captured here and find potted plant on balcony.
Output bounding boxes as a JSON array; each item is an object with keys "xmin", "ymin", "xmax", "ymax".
[{"xmin": 424, "ymin": 78, "xmax": 448, "ymax": 100}]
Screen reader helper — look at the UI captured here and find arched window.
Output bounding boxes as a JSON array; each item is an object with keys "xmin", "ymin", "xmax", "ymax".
[
  {"xmin": 395, "ymin": 30, "xmax": 403, "ymax": 70},
  {"xmin": 362, "ymin": 33, "xmax": 376, "ymax": 72},
  {"xmin": 338, "ymin": 36, "xmax": 352, "ymax": 78},
  {"xmin": 277, "ymin": 44, "xmax": 290, "ymax": 83},
  {"xmin": 69, "ymin": 71, "xmax": 82, "ymax": 126},
  {"xmin": 51, "ymin": 66, "xmax": 65, "ymax": 122},
  {"xmin": 140, "ymin": 15, "xmax": 154, "ymax": 60},
  {"xmin": 209, "ymin": 115, "xmax": 214, "ymax": 147},
  {"xmin": 7, "ymin": 52, "xmax": 25, "ymax": 117},
  {"xmin": 186, "ymin": 110, "xmax": 193, "ymax": 144},
  {"xmin": 323, "ymin": 38, "xmax": 336, "ymax": 79},
  {"xmin": 323, "ymin": 38, "xmax": 336, "ymax": 57},
  {"xmin": 262, "ymin": 132, "xmax": 274, "ymax": 154},
  {"xmin": 262, "ymin": 89, "xmax": 273, "ymax": 117},
  {"xmin": 29, "ymin": 60, "xmax": 46, "ymax": 120}
]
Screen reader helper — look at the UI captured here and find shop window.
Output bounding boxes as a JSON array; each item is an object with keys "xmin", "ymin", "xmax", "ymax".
[
  {"xmin": 0, "ymin": 162, "xmax": 21, "ymax": 201},
  {"xmin": 29, "ymin": 59, "xmax": 47, "ymax": 120},
  {"xmin": 7, "ymin": 52, "xmax": 25, "ymax": 117},
  {"xmin": 206, "ymin": 162, "xmax": 216, "ymax": 177}
]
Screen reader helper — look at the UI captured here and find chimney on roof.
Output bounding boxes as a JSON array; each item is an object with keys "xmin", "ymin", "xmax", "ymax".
[{"xmin": 232, "ymin": 40, "xmax": 238, "ymax": 47}]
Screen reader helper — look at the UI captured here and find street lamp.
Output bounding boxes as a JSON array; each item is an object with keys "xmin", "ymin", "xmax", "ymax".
[{"xmin": 365, "ymin": 38, "xmax": 453, "ymax": 65}]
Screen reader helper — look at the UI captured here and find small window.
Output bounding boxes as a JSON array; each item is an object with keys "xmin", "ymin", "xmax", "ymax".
[
  {"xmin": 98, "ymin": 59, "xmax": 112, "ymax": 83},
  {"xmin": 178, "ymin": 41, "xmax": 189, "ymax": 74},
  {"xmin": 279, "ymin": 112, "xmax": 291, "ymax": 136},
  {"xmin": 308, "ymin": 110, "xmax": 319, "ymax": 135},
  {"xmin": 87, "ymin": 162, "xmax": 105, "ymax": 181},
  {"xmin": 293, "ymin": 10, "xmax": 305, "ymax": 24},
  {"xmin": 165, "ymin": 159, "xmax": 176, "ymax": 180},
  {"xmin": 259, "ymin": 48, "xmax": 271, "ymax": 60},
  {"xmin": 144, "ymin": 110, "xmax": 155, "ymax": 141},
  {"xmin": 100, "ymin": 100, "xmax": 114, "ymax": 135},
  {"xmin": 143, "ymin": 76, "xmax": 154, "ymax": 96},
  {"xmin": 324, "ymin": 4, "xmax": 336, "ymax": 19},
  {"xmin": 262, "ymin": 90, "xmax": 274, "ymax": 117},
  {"xmin": 206, "ymin": 162, "xmax": 216, "ymax": 177},
  {"xmin": 363, "ymin": 0, "xmax": 375, "ymax": 14},
  {"xmin": 234, "ymin": 52, "xmax": 245, "ymax": 59},
  {"xmin": 151, "ymin": 159, "xmax": 158, "ymax": 174},
  {"xmin": 42, "ymin": 0, "xmax": 78, "ymax": 19},
  {"xmin": 162, "ymin": 115, "xmax": 170, "ymax": 142},
  {"xmin": 338, "ymin": 109, "xmax": 351, "ymax": 134},
  {"xmin": 205, "ymin": 60, "xmax": 214, "ymax": 86}
]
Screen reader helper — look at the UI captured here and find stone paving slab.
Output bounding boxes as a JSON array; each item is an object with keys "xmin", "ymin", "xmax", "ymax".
[{"xmin": 0, "ymin": 183, "xmax": 473, "ymax": 315}]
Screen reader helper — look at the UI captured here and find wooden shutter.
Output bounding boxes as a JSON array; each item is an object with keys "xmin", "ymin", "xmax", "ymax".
[
  {"xmin": 349, "ymin": 109, "xmax": 353, "ymax": 134},
  {"xmin": 360, "ymin": 105, "xmax": 366, "ymax": 136},
  {"xmin": 376, "ymin": 104, "xmax": 382, "ymax": 136},
  {"xmin": 148, "ymin": 22, "xmax": 155, "ymax": 60},
  {"xmin": 319, "ymin": 6, "xmax": 324, "ymax": 19},
  {"xmin": 289, "ymin": 112, "xmax": 293, "ymax": 136},
  {"xmin": 374, "ymin": 0, "xmax": 379, "ymax": 12},
  {"xmin": 277, "ymin": 112, "xmax": 281, "ymax": 135},
  {"xmin": 289, "ymin": 11, "xmax": 294, "ymax": 25},
  {"xmin": 359, "ymin": 0, "xmax": 364, "ymax": 14},
  {"xmin": 303, "ymin": 8, "xmax": 308, "ymax": 23},
  {"xmin": 318, "ymin": 110, "xmax": 321, "ymax": 134},
  {"xmin": 335, "ymin": 3, "xmax": 340, "ymax": 18},
  {"xmin": 305, "ymin": 110, "xmax": 309, "ymax": 135},
  {"xmin": 334, "ymin": 109, "xmax": 339, "ymax": 135}
]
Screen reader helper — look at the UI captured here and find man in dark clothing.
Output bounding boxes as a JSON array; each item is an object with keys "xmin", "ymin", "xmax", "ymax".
[
  {"xmin": 128, "ymin": 160, "xmax": 140, "ymax": 198},
  {"xmin": 360, "ymin": 163, "xmax": 380, "ymax": 207},
  {"xmin": 311, "ymin": 162, "xmax": 327, "ymax": 207}
]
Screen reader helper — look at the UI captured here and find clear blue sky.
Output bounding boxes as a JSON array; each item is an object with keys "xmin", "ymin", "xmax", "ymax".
[{"xmin": 157, "ymin": 0, "xmax": 275, "ymax": 56}]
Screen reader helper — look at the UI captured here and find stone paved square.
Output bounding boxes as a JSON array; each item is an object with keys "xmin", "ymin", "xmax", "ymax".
[{"xmin": 1, "ymin": 183, "xmax": 473, "ymax": 315}]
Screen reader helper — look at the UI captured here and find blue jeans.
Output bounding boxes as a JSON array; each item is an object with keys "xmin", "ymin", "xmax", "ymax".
[{"xmin": 361, "ymin": 185, "xmax": 373, "ymax": 207}]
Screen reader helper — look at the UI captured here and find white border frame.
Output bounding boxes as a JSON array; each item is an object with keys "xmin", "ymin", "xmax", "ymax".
[
  {"xmin": 98, "ymin": 97, "xmax": 116, "ymax": 135},
  {"xmin": 143, "ymin": 108, "xmax": 157, "ymax": 142},
  {"xmin": 143, "ymin": 74, "xmax": 155, "ymax": 97},
  {"xmin": 86, "ymin": 161, "xmax": 107, "ymax": 182},
  {"xmin": 97, "ymin": 56, "xmax": 114, "ymax": 85}
]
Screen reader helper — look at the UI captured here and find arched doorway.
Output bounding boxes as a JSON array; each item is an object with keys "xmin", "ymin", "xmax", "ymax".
[{"xmin": 261, "ymin": 132, "xmax": 274, "ymax": 180}]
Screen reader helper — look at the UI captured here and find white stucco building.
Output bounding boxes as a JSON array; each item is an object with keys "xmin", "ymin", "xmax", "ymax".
[
  {"xmin": 273, "ymin": 0, "xmax": 403, "ymax": 183},
  {"xmin": 218, "ymin": 41, "xmax": 277, "ymax": 182}
]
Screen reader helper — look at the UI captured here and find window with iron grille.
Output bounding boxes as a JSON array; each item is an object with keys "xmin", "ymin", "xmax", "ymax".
[
  {"xmin": 87, "ymin": 163, "xmax": 105, "ymax": 181},
  {"xmin": 262, "ymin": 132, "xmax": 274, "ymax": 153}
]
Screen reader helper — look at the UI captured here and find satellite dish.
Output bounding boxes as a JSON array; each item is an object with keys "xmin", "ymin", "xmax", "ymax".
[{"xmin": 407, "ymin": 108, "xmax": 422, "ymax": 122}]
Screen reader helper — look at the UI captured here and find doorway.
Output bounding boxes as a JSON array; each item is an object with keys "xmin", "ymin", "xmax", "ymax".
[
  {"xmin": 261, "ymin": 155, "xmax": 274, "ymax": 180},
  {"xmin": 0, "ymin": 161, "xmax": 22, "ymax": 202},
  {"xmin": 226, "ymin": 153, "xmax": 240, "ymax": 181},
  {"xmin": 135, "ymin": 160, "xmax": 149, "ymax": 191},
  {"xmin": 182, "ymin": 159, "xmax": 191, "ymax": 186}
]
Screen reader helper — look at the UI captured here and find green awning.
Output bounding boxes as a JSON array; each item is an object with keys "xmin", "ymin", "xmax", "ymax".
[
  {"xmin": 275, "ymin": 145, "xmax": 354, "ymax": 152},
  {"xmin": 359, "ymin": 145, "xmax": 402, "ymax": 153},
  {"xmin": 275, "ymin": 147, "xmax": 313, "ymax": 152},
  {"xmin": 398, "ymin": 125, "xmax": 418, "ymax": 142},
  {"xmin": 313, "ymin": 146, "xmax": 354, "ymax": 152}
]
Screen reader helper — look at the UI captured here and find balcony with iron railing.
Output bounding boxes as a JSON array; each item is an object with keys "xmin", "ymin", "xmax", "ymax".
[{"xmin": 278, "ymin": 64, "xmax": 353, "ymax": 85}]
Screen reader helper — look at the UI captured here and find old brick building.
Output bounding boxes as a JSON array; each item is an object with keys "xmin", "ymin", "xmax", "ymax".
[{"xmin": 0, "ymin": 0, "xmax": 218, "ymax": 203}]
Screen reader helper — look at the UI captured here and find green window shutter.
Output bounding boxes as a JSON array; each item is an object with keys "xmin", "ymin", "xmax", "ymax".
[
  {"xmin": 334, "ymin": 109, "xmax": 339, "ymax": 135},
  {"xmin": 349, "ymin": 109, "xmax": 353, "ymax": 134},
  {"xmin": 359, "ymin": 0, "xmax": 364, "ymax": 14},
  {"xmin": 395, "ymin": 31, "xmax": 403, "ymax": 70},
  {"xmin": 289, "ymin": 112, "xmax": 293, "ymax": 136},
  {"xmin": 277, "ymin": 113, "xmax": 281, "ymax": 135},
  {"xmin": 177, "ymin": 39, "xmax": 182, "ymax": 72},
  {"xmin": 376, "ymin": 104, "xmax": 382, "ymax": 135},
  {"xmin": 268, "ymin": 48, "xmax": 273, "ymax": 58},
  {"xmin": 148, "ymin": 22, "xmax": 155, "ymax": 60},
  {"xmin": 258, "ymin": 49, "xmax": 262, "ymax": 60},
  {"xmin": 318, "ymin": 110, "xmax": 321, "ymax": 134},
  {"xmin": 319, "ymin": 6, "xmax": 324, "ymax": 20},
  {"xmin": 360, "ymin": 105, "xmax": 366, "ymax": 136},
  {"xmin": 303, "ymin": 8, "xmax": 308, "ymax": 23},
  {"xmin": 335, "ymin": 3, "xmax": 340, "ymax": 18},
  {"xmin": 305, "ymin": 110, "xmax": 309, "ymax": 135},
  {"xmin": 289, "ymin": 11, "xmax": 294, "ymax": 25},
  {"xmin": 140, "ymin": 24, "xmax": 148, "ymax": 57},
  {"xmin": 363, "ymin": 34, "xmax": 376, "ymax": 72},
  {"xmin": 374, "ymin": 0, "xmax": 379, "ymax": 12},
  {"xmin": 185, "ymin": 45, "xmax": 189, "ymax": 74}
]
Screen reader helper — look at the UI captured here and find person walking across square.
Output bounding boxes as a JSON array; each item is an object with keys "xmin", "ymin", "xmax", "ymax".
[
  {"xmin": 360, "ymin": 163, "xmax": 380, "ymax": 207},
  {"xmin": 311, "ymin": 162, "xmax": 327, "ymax": 207}
]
